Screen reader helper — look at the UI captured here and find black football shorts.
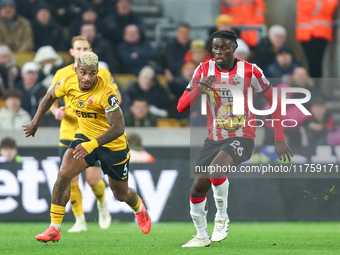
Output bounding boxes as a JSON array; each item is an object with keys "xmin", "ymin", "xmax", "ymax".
[
  {"xmin": 68, "ymin": 140, "xmax": 129, "ymax": 182},
  {"xmin": 195, "ymin": 137, "xmax": 254, "ymax": 168}
]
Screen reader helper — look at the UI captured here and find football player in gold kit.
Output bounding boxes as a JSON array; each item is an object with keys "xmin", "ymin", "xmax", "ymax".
[
  {"xmin": 23, "ymin": 52, "xmax": 151, "ymax": 243},
  {"xmin": 49, "ymin": 36, "xmax": 122, "ymax": 232}
]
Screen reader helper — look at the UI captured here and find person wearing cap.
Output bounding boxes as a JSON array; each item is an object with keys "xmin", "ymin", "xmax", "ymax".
[
  {"xmin": 31, "ymin": 3, "xmax": 67, "ymax": 51},
  {"xmin": 0, "ymin": 89, "xmax": 31, "ymax": 130},
  {"xmin": 14, "ymin": 61, "xmax": 46, "ymax": 118},
  {"xmin": 183, "ymin": 40, "xmax": 212, "ymax": 67},
  {"xmin": 264, "ymin": 46, "xmax": 299, "ymax": 84},
  {"xmin": 234, "ymin": 38, "xmax": 250, "ymax": 61},
  {"xmin": 177, "ymin": 30, "xmax": 293, "ymax": 247},
  {"xmin": 33, "ymin": 46, "xmax": 64, "ymax": 89},
  {"xmin": 0, "ymin": 0, "xmax": 34, "ymax": 52}
]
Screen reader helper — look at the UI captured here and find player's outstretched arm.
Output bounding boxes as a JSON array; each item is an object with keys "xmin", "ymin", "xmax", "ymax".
[
  {"xmin": 275, "ymin": 140, "xmax": 294, "ymax": 162},
  {"xmin": 22, "ymin": 87, "xmax": 58, "ymax": 137},
  {"xmin": 73, "ymin": 108, "xmax": 125, "ymax": 159}
]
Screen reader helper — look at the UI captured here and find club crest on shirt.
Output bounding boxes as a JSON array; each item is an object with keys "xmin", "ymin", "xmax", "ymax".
[
  {"xmin": 78, "ymin": 100, "xmax": 85, "ymax": 108},
  {"xmin": 232, "ymin": 74, "xmax": 241, "ymax": 85}
]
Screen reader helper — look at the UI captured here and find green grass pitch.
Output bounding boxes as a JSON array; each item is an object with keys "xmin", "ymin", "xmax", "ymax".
[{"xmin": 1, "ymin": 222, "xmax": 339, "ymax": 255}]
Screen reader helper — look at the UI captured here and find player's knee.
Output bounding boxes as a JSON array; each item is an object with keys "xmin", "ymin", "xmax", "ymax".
[
  {"xmin": 190, "ymin": 184, "xmax": 209, "ymax": 198},
  {"xmin": 87, "ymin": 178, "xmax": 98, "ymax": 187},
  {"xmin": 57, "ymin": 169, "xmax": 73, "ymax": 183},
  {"xmin": 112, "ymin": 189, "xmax": 128, "ymax": 202}
]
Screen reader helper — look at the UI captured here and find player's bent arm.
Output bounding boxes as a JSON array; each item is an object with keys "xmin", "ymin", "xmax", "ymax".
[
  {"xmin": 23, "ymin": 87, "xmax": 58, "ymax": 137},
  {"xmin": 80, "ymin": 108, "xmax": 125, "ymax": 155},
  {"xmin": 98, "ymin": 108, "xmax": 125, "ymax": 145}
]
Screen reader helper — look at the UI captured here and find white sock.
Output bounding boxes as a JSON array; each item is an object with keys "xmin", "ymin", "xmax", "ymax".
[
  {"xmin": 134, "ymin": 201, "xmax": 143, "ymax": 213},
  {"xmin": 75, "ymin": 214, "xmax": 86, "ymax": 223},
  {"xmin": 190, "ymin": 197, "xmax": 209, "ymax": 239},
  {"xmin": 212, "ymin": 178, "xmax": 229, "ymax": 219},
  {"xmin": 50, "ymin": 223, "xmax": 61, "ymax": 232}
]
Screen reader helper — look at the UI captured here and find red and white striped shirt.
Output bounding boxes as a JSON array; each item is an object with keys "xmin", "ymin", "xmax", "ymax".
[{"xmin": 178, "ymin": 58, "xmax": 284, "ymax": 141}]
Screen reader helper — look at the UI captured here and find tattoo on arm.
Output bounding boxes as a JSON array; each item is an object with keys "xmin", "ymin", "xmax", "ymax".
[
  {"xmin": 96, "ymin": 108, "xmax": 125, "ymax": 146},
  {"xmin": 32, "ymin": 87, "xmax": 58, "ymax": 124}
]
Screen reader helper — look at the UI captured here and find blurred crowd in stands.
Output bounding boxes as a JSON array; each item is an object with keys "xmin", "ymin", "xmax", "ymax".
[{"xmin": 0, "ymin": 0, "xmax": 339, "ymax": 147}]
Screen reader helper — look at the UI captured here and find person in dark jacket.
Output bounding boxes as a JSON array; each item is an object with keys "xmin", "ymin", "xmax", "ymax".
[
  {"xmin": 104, "ymin": 0, "xmax": 145, "ymax": 46},
  {"xmin": 80, "ymin": 22, "xmax": 119, "ymax": 74},
  {"xmin": 124, "ymin": 96, "xmax": 158, "ymax": 127},
  {"xmin": 117, "ymin": 24, "xmax": 158, "ymax": 75},
  {"xmin": 164, "ymin": 23, "xmax": 191, "ymax": 76},
  {"xmin": 31, "ymin": 3, "xmax": 67, "ymax": 51},
  {"xmin": 126, "ymin": 66, "xmax": 171, "ymax": 113}
]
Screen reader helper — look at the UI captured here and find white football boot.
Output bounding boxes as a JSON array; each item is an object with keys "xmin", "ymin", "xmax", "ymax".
[
  {"xmin": 97, "ymin": 200, "xmax": 111, "ymax": 229},
  {"xmin": 182, "ymin": 235, "xmax": 211, "ymax": 248},
  {"xmin": 211, "ymin": 215, "xmax": 229, "ymax": 242},
  {"xmin": 68, "ymin": 215, "xmax": 87, "ymax": 233}
]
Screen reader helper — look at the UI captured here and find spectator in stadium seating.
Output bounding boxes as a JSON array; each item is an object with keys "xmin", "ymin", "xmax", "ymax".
[
  {"xmin": 220, "ymin": 0, "xmax": 265, "ymax": 48},
  {"xmin": 117, "ymin": 24, "xmax": 158, "ymax": 75},
  {"xmin": 104, "ymin": 0, "xmax": 145, "ymax": 46},
  {"xmin": 90, "ymin": 0, "xmax": 110, "ymax": 18},
  {"xmin": 253, "ymin": 25, "xmax": 288, "ymax": 70},
  {"xmin": 264, "ymin": 46, "xmax": 298, "ymax": 85},
  {"xmin": 303, "ymin": 97, "xmax": 334, "ymax": 145},
  {"xmin": 296, "ymin": 0, "xmax": 338, "ymax": 78},
  {"xmin": 33, "ymin": 46, "xmax": 64, "ymax": 89},
  {"xmin": 15, "ymin": 0, "xmax": 37, "ymax": 20},
  {"xmin": 31, "ymin": 3, "xmax": 67, "ymax": 51},
  {"xmin": 45, "ymin": 0, "xmax": 84, "ymax": 28},
  {"xmin": 183, "ymin": 40, "xmax": 212, "ymax": 67},
  {"xmin": 0, "ymin": 45, "xmax": 19, "ymax": 96},
  {"xmin": 124, "ymin": 96, "xmax": 158, "ymax": 127},
  {"xmin": 165, "ymin": 61, "xmax": 196, "ymax": 119},
  {"xmin": 0, "ymin": 137, "xmax": 22, "ymax": 163},
  {"xmin": 80, "ymin": 22, "xmax": 119, "ymax": 74},
  {"xmin": 234, "ymin": 38, "xmax": 251, "ymax": 61},
  {"xmin": 207, "ymin": 14, "xmax": 241, "ymax": 53},
  {"xmin": 68, "ymin": 4, "xmax": 108, "ymax": 42},
  {"xmin": 126, "ymin": 66, "xmax": 171, "ymax": 114},
  {"xmin": 262, "ymin": 83, "xmax": 307, "ymax": 146},
  {"xmin": 0, "ymin": 0, "xmax": 34, "ymax": 52},
  {"xmin": 127, "ymin": 132, "xmax": 156, "ymax": 163},
  {"xmin": 15, "ymin": 62, "xmax": 46, "ymax": 118},
  {"xmin": 164, "ymin": 23, "xmax": 191, "ymax": 76},
  {"xmin": 0, "ymin": 90, "xmax": 31, "ymax": 130},
  {"xmin": 289, "ymin": 67, "xmax": 319, "ymax": 110}
]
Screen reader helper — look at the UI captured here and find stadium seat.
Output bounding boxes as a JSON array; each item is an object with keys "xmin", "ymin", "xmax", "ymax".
[
  {"xmin": 112, "ymin": 74, "xmax": 138, "ymax": 89},
  {"xmin": 0, "ymin": 97, "xmax": 4, "ymax": 108},
  {"xmin": 13, "ymin": 52, "xmax": 72, "ymax": 68},
  {"xmin": 157, "ymin": 118, "xmax": 181, "ymax": 127}
]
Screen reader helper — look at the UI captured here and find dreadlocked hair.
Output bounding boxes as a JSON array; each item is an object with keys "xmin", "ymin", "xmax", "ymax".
[{"xmin": 211, "ymin": 30, "xmax": 238, "ymax": 46}]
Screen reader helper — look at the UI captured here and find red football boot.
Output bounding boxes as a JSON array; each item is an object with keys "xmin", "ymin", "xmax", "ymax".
[
  {"xmin": 135, "ymin": 200, "xmax": 151, "ymax": 234},
  {"xmin": 35, "ymin": 226, "xmax": 60, "ymax": 243}
]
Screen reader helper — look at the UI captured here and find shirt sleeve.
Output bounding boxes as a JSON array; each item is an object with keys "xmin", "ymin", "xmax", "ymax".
[
  {"xmin": 51, "ymin": 78, "xmax": 66, "ymax": 98},
  {"xmin": 101, "ymin": 84, "xmax": 120, "ymax": 113},
  {"xmin": 251, "ymin": 64, "xmax": 271, "ymax": 94}
]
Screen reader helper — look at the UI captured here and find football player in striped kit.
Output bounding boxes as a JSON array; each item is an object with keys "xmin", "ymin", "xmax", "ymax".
[{"xmin": 178, "ymin": 30, "xmax": 293, "ymax": 247}]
